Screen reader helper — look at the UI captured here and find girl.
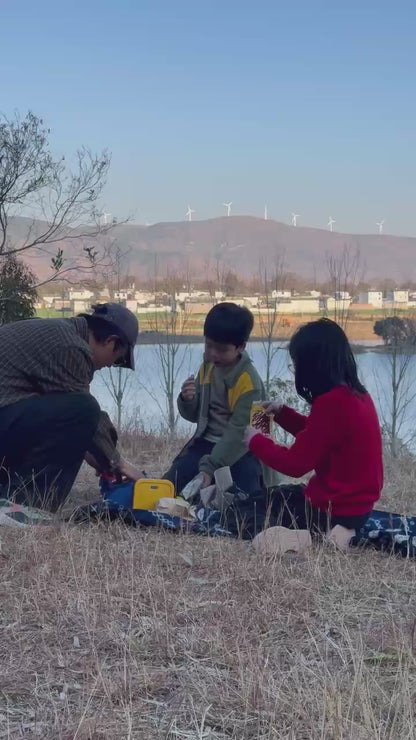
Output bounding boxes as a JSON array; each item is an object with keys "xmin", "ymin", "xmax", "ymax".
[{"xmin": 244, "ymin": 319, "xmax": 384, "ymax": 536}]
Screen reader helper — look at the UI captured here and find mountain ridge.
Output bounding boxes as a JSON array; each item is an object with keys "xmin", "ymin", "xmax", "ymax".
[{"xmin": 6, "ymin": 215, "xmax": 416, "ymax": 282}]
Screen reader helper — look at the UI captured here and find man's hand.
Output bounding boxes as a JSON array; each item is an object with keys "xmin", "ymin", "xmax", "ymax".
[
  {"xmin": 181, "ymin": 375, "xmax": 196, "ymax": 401},
  {"xmin": 119, "ymin": 457, "xmax": 142, "ymax": 482},
  {"xmin": 85, "ymin": 452, "xmax": 141, "ymax": 483},
  {"xmin": 244, "ymin": 425, "xmax": 261, "ymax": 449}
]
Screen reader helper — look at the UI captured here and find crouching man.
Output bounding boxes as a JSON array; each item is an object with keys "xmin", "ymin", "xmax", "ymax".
[{"xmin": 0, "ymin": 303, "xmax": 139, "ymax": 511}]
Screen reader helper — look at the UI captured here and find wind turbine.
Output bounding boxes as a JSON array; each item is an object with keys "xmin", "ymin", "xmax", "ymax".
[
  {"xmin": 185, "ymin": 205, "xmax": 195, "ymax": 222},
  {"xmin": 264, "ymin": 205, "xmax": 268, "ymax": 220},
  {"xmin": 376, "ymin": 219, "xmax": 385, "ymax": 234},
  {"xmin": 223, "ymin": 202, "xmax": 232, "ymax": 217},
  {"xmin": 291, "ymin": 212, "xmax": 300, "ymax": 227},
  {"xmin": 327, "ymin": 217, "xmax": 336, "ymax": 232}
]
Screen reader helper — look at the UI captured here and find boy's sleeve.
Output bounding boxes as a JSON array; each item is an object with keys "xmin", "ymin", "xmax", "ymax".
[
  {"xmin": 177, "ymin": 371, "xmax": 201, "ymax": 423},
  {"xmin": 199, "ymin": 385, "xmax": 258, "ymax": 476}
]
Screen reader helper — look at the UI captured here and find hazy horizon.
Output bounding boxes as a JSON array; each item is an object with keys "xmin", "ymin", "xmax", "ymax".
[{"xmin": 3, "ymin": 0, "xmax": 416, "ymax": 236}]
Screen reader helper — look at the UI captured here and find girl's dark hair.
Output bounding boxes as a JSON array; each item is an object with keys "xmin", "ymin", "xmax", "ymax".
[{"xmin": 289, "ymin": 318, "xmax": 366, "ymax": 404}]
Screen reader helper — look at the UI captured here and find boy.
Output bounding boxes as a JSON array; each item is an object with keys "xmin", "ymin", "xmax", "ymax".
[{"xmin": 164, "ymin": 302, "xmax": 265, "ymax": 495}]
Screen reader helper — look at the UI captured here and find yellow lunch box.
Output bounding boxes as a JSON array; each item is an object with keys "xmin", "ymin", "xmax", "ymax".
[{"xmin": 132, "ymin": 479, "xmax": 175, "ymax": 511}]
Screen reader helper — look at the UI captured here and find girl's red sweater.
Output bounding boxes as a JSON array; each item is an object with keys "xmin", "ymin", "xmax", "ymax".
[{"xmin": 249, "ymin": 386, "xmax": 384, "ymax": 517}]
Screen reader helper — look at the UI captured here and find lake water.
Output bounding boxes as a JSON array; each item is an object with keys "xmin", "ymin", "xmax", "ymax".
[{"xmin": 91, "ymin": 342, "xmax": 416, "ymax": 447}]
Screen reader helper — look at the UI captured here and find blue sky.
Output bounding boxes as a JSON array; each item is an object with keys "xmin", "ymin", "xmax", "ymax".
[{"xmin": 3, "ymin": 0, "xmax": 416, "ymax": 234}]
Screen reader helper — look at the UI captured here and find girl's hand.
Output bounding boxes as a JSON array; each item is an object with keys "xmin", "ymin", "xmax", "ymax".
[
  {"xmin": 261, "ymin": 400, "xmax": 283, "ymax": 416},
  {"xmin": 244, "ymin": 425, "xmax": 261, "ymax": 448}
]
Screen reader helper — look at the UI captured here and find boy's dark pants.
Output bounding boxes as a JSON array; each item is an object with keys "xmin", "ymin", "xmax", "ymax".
[
  {"xmin": 0, "ymin": 393, "xmax": 101, "ymax": 511},
  {"xmin": 164, "ymin": 438, "xmax": 262, "ymax": 495}
]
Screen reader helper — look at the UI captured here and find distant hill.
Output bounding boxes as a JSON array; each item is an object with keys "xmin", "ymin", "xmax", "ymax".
[{"xmin": 6, "ymin": 215, "xmax": 416, "ymax": 282}]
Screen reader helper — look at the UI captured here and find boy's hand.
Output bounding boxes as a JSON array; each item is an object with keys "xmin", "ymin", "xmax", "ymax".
[
  {"xmin": 181, "ymin": 375, "xmax": 196, "ymax": 401},
  {"xmin": 201, "ymin": 472, "xmax": 212, "ymax": 489},
  {"xmin": 244, "ymin": 425, "xmax": 261, "ymax": 448}
]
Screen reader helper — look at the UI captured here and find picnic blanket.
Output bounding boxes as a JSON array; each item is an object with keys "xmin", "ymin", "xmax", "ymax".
[
  {"xmin": 73, "ymin": 488, "xmax": 231, "ymax": 537},
  {"xmin": 352, "ymin": 510, "xmax": 416, "ymax": 558},
  {"xmin": 2, "ymin": 480, "xmax": 416, "ymax": 558},
  {"xmin": 69, "ymin": 480, "xmax": 416, "ymax": 556},
  {"xmin": 0, "ymin": 498, "xmax": 53, "ymax": 527}
]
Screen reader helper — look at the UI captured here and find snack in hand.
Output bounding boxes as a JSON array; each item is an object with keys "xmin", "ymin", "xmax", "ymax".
[{"xmin": 250, "ymin": 403, "xmax": 272, "ymax": 435}]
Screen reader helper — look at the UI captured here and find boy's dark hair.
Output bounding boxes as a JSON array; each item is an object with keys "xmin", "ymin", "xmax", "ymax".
[
  {"xmin": 289, "ymin": 318, "xmax": 367, "ymax": 404},
  {"xmin": 84, "ymin": 315, "xmax": 128, "ymax": 353},
  {"xmin": 204, "ymin": 302, "xmax": 254, "ymax": 346}
]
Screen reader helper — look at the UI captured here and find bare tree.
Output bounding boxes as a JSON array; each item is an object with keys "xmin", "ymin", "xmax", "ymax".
[
  {"xmin": 325, "ymin": 245, "xmax": 363, "ymax": 330},
  {"xmin": 201, "ymin": 258, "xmax": 217, "ymax": 301},
  {"xmin": 142, "ymin": 262, "xmax": 191, "ymax": 436},
  {"xmin": 374, "ymin": 315, "xmax": 416, "ymax": 457},
  {"xmin": 269, "ymin": 377, "xmax": 309, "ymax": 446},
  {"xmin": 257, "ymin": 252, "xmax": 286, "ymax": 394},
  {"xmin": 0, "ymin": 110, "xmax": 117, "ymax": 285},
  {"xmin": 101, "ymin": 244, "xmax": 135, "ymax": 432},
  {"xmin": 183, "ymin": 257, "xmax": 193, "ymax": 297},
  {"xmin": 103, "ymin": 364, "xmax": 134, "ymax": 434},
  {"xmin": 214, "ymin": 252, "xmax": 227, "ymax": 296}
]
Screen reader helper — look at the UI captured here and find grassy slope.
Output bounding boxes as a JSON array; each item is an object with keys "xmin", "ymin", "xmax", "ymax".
[{"xmin": 1, "ymin": 436, "xmax": 416, "ymax": 738}]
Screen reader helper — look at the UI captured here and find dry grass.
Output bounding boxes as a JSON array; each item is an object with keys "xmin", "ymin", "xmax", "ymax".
[
  {"xmin": 380, "ymin": 449, "xmax": 416, "ymax": 515},
  {"xmin": 1, "ymin": 437, "xmax": 416, "ymax": 739}
]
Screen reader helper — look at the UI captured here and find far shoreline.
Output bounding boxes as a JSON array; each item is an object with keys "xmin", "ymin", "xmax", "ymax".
[{"xmin": 137, "ymin": 332, "xmax": 383, "ymax": 351}]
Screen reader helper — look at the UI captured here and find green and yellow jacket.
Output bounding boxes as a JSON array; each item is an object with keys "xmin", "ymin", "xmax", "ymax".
[{"xmin": 177, "ymin": 351, "xmax": 278, "ymax": 485}]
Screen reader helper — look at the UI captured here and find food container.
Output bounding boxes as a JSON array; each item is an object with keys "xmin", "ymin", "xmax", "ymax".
[
  {"xmin": 250, "ymin": 402, "xmax": 272, "ymax": 435},
  {"xmin": 132, "ymin": 479, "xmax": 175, "ymax": 510}
]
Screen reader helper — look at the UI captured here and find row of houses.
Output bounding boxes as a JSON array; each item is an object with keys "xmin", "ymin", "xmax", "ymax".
[
  {"xmin": 37, "ymin": 287, "xmax": 347, "ymax": 317},
  {"xmin": 358, "ymin": 289, "xmax": 416, "ymax": 309},
  {"xmin": 169, "ymin": 292, "xmax": 351, "ymax": 316},
  {"xmin": 38, "ymin": 284, "xmax": 416, "ymax": 318}
]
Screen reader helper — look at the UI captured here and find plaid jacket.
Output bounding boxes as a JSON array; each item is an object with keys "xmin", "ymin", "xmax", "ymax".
[{"xmin": 0, "ymin": 316, "xmax": 120, "ymax": 470}]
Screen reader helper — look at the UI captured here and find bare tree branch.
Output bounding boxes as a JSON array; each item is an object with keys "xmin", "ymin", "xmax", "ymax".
[
  {"xmin": 257, "ymin": 251, "xmax": 287, "ymax": 393},
  {"xmin": 100, "ymin": 244, "xmax": 135, "ymax": 432},
  {"xmin": 140, "ymin": 261, "xmax": 192, "ymax": 435},
  {"xmin": 325, "ymin": 244, "xmax": 364, "ymax": 330},
  {"xmin": 374, "ymin": 312, "xmax": 416, "ymax": 456},
  {"xmin": 0, "ymin": 110, "xmax": 125, "ymax": 284}
]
